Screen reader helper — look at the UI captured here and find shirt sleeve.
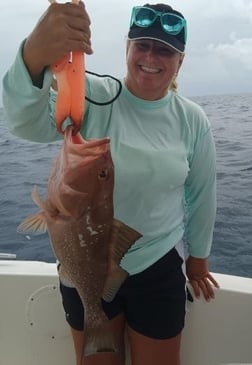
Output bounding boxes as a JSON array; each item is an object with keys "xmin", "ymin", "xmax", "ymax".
[
  {"xmin": 2, "ymin": 40, "xmax": 61, "ymax": 143},
  {"xmin": 184, "ymin": 126, "xmax": 217, "ymax": 258}
]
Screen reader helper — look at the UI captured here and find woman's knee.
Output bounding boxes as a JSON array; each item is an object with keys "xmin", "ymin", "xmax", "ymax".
[{"xmin": 127, "ymin": 326, "xmax": 182, "ymax": 365}]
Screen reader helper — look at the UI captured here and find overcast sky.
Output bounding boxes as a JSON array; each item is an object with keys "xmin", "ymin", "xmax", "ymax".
[{"xmin": 0, "ymin": 0, "xmax": 251, "ymax": 104}]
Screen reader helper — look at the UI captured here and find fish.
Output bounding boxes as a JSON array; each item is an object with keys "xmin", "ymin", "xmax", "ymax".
[
  {"xmin": 17, "ymin": 126, "xmax": 142, "ymax": 355},
  {"xmin": 50, "ymin": 50, "xmax": 85, "ymax": 135},
  {"xmin": 18, "ymin": 0, "xmax": 142, "ymax": 356},
  {"xmin": 49, "ymin": 0, "xmax": 85, "ymax": 135}
]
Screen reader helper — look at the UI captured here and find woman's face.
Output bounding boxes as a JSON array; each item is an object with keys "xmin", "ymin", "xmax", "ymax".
[{"xmin": 125, "ymin": 39, "xmax": 184, "ymax": 100}]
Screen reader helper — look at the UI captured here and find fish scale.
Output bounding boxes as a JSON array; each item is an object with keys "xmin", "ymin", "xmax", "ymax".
[{"xmin": 17, "ymin": 126, "xmax": 142, "ymax": 356}]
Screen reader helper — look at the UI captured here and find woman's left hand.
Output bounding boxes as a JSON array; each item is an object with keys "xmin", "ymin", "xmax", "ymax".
[{"xmin": 186, "ymin": 256, "xmax": 219, "ymax": 302}]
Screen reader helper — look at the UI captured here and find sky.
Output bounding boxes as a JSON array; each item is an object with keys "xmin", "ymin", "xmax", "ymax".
[{"xmin": 0, "ymin": 0, "xmax": 252, "ymax": 104}]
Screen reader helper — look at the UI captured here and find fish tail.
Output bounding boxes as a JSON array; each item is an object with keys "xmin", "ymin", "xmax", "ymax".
[{"xmin": 83, "ymin": 323, "xmax": 124, "ymax": 357}]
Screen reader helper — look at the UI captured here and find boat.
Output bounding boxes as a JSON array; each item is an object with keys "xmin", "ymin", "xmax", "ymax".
[{"xmin": 0, "ymin": 256, "xmax": 252, "ymax": 365}]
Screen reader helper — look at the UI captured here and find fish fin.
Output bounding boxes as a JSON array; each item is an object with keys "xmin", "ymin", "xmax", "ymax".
[
  {"xmin": 102, "ymin": 267, "xmax": 128, "ymax": 303},
  {"xmin": 102, "ymin": 219, "xmax": 142, "ymax": 302},
  {"xmin": 110, "ymin": 219, "xmax": 142, "ymax": 258},
  {"xmin": 84, "ymin": 323, "xmax": 124, "ymax": 356},
  {"xmin": 31, "ymin": 185, "xmax": 46, "ymax": 210},
  {"xmin": 17, "ymin": 212, "xmax": 47, "ymax": 235}
]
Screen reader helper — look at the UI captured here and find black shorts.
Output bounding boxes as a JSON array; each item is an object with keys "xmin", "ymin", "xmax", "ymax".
[{"xmin": 59, "ymin": 247, "xmax": 187, "ymax": 339}]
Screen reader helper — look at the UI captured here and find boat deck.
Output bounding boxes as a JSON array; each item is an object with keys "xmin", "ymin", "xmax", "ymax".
[{"xmin": 0, "ymin": 260, "xmax": 252, "ymax": 365}]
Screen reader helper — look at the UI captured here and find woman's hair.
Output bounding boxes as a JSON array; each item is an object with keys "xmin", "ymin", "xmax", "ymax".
[{"xmin": 169, "ymin": 78, "xmax": 178, "ymax": 92}]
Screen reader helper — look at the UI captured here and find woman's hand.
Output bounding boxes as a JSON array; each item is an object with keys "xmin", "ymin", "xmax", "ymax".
[
  {"xmin": 186, "ymin": 256, "xmax": 219, "ymax": 302},
  {"xmin": 23, "ymin": 1, "xmax": 92, "ymax": 84}
]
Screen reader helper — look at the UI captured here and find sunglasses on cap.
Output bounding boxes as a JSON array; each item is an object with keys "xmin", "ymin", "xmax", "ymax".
[{"xmin": 130, "ymin": 6, "xmax": 187, "ymax": 42}]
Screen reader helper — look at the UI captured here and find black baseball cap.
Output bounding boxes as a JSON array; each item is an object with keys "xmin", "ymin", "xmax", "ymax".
[{"xmin": 128, "ymin": 3, "xmax": 187, "ymax": 53}]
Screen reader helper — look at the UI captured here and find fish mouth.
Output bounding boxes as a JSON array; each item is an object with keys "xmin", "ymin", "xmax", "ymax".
[
  {"xmin": 84, "ymin": 138, "xmax": 111, "ymax": 149},
  {"xmin": 65, "ymin": 126, "xmax": 110, "ymax": 148}
]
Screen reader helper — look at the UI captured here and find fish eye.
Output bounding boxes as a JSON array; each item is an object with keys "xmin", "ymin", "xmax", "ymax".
[{"xmin": 98, "ymin": 169, "xmax": 109, "ymax": 180}]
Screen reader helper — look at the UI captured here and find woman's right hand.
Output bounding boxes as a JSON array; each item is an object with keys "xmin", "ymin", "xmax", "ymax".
[{"xmin": 23, "ymin": 1, "xmax": 92, "ymax": 85}]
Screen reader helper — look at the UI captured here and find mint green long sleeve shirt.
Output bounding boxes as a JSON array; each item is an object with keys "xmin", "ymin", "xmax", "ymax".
[{"xmin": 2, "ymin": 43, "xmax": 216, "ymax": 275}]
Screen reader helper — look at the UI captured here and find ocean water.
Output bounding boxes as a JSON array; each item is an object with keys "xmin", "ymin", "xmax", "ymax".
[{"xmin": 0, "ymin": 93, "xmax": 252, "ymax": 278}]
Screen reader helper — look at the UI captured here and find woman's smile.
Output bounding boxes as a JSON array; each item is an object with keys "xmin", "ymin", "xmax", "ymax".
[
  {"xmin": 125, "ymin": 40, "xmax": 184, "ymax": 100},
  {"xmin": 139, "ymin": 65, "xmax": 162, "ymax": 74}
]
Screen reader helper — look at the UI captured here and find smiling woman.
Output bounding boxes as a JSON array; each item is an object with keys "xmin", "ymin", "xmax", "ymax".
[
  {"xmin": 125, "ymin": 39, "xmax": 184, "ymax": 99},
  {"xmin": 2, "ymin": 2, "xmax": 218, "ymax": 365},
  {"xmin": 125, "ymin": 3, "xmax": 186, "ymax": 99}
]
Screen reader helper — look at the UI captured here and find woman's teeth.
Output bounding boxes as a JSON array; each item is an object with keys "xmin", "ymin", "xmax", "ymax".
[{"xmin": 140, "ymin": 66, "xmax": 161, "ymax": 73}]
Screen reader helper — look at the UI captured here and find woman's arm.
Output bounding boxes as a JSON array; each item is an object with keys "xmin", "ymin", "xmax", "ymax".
[
  {"xmin": 2, "ymin": 1, "xmax": 92, "ymax": 142},
  {"xmin": 184, "ymin": 125, "xmax": 219, "ymax": 300},
  {"xmin": 23, "ymin": 1, "xmax": 92, "ymax": 87}
]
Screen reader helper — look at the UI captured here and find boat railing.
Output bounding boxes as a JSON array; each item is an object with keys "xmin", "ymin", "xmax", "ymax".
[{"xmin": 0, "ymin": 253, "xmax": 17, "ymax": 260}]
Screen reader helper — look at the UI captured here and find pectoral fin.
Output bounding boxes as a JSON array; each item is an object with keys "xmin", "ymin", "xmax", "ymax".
[
  {"xmin": 17, "ymin": 211, "xmax": 47, "ymax": 235},
  {"xmin": 102, "ymin": 219, "xmax": 142, "ymax": 302},
  {"xmin": 102, "ymin": 266, "xmax": 129, "ymax": 303}
]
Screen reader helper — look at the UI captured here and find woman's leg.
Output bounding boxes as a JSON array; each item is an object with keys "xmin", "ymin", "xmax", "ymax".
[
  {"xmin": 71, "ymin": 314, "xmax": 126, "ymax": 365},
  {"xmin": 127, "ymin": 326, "xmax": 182, "ymax": 365},
  {"xmin": 121, "ymin": 245, "xmax": 186, "ymax": 365}
]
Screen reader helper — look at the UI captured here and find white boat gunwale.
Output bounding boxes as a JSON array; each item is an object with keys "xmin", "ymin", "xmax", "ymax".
[{"xmin": 0, "ymin": 259, "xmax": 252, "ymax": 365}]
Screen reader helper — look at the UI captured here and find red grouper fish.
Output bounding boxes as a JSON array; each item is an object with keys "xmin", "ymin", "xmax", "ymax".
[{"xmin": 18, "ymin": 0, "xmax": 142, "ymax": 357}]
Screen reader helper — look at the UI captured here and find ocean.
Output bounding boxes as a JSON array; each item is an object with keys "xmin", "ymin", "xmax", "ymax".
[{"xmin": 0, "ymin": 93, "xmax": 251, "ymax": 278}]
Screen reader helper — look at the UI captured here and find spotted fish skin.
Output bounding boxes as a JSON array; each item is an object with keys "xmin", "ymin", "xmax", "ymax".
[{"xmin": 17, "ymin": 126, "xmax": 142, "ymax": 355}]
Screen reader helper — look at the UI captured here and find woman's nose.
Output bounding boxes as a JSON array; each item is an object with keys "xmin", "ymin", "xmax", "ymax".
[{"xmin": 144, "ymin": 46, "xmax": 156, "ymax": 59}]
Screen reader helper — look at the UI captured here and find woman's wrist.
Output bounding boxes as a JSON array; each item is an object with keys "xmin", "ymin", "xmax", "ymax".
[{"xmin": 22, "ymin": 39, "xmax": 47, "ymax": 88}]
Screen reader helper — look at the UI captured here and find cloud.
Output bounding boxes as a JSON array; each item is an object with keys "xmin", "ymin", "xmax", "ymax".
[
  {"xmin": 209, "ymin": 37, "xmax": 252, "ymax": 71},
  {"xmin": 185, "ymin": 0, "xmax": 252, "ymax": 20},
  {"xmin": 0, "ymin": 0, "xmax": 251, "ymax": 102}
]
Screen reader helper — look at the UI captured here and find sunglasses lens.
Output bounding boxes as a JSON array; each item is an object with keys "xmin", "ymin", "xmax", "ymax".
[
  {"xmin": 134, "ymin": 7, "xmax": 156, "ymax": 26},
  {"xmin": 130, "ymin": 7, "xmax": 186, "ymax": 40},
  {"xmin": 162, "ymin": 14, "xmax": 184, "ymax": 33}
]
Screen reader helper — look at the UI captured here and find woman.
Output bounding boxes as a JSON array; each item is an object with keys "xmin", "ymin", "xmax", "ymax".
[{"xmin": 2, "ymin": 2, "xmax": 219, "ymax": 365}]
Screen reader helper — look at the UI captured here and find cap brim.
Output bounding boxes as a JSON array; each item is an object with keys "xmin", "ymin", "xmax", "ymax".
[{"xmin": 128, "ymin": 27, "xmax": 185, "ymax": 54}]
